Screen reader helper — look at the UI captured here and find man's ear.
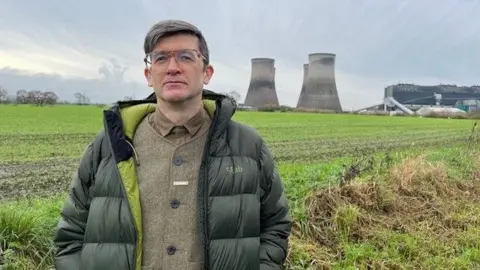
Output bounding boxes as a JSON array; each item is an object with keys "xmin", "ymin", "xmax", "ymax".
[
  {"xmin": 144, "ymin": 68, "xmax": 153, "ymax": 87},
  {"xmin": 203, "ymin": 64, "xmax": 214, "ymax": 85}
]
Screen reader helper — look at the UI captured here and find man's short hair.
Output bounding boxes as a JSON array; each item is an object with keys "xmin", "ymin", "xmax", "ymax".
[{"xmin": 143, "ymin": 20, "xmax": 210, "ymax": 65}]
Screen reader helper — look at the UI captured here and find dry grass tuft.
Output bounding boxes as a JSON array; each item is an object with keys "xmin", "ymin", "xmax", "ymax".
[{"xmin": 288, "ymin": 155, "xmax": 480, "ymax": 269}]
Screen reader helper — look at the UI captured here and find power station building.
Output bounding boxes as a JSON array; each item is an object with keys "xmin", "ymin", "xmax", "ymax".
[{"xmin": 385, "ymin": 84, "xmax": 480, "ymax": 107}]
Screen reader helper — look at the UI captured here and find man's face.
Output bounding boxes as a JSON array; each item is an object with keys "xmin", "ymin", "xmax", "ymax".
[{"xmin": 144, "ymin": 33, "xmax": 214, "ymax": 104}]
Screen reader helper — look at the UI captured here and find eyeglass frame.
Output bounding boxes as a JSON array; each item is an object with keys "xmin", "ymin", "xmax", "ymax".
[{"xmin": 143, "ymin": 49, "xmax": 208, "ymax": 68}]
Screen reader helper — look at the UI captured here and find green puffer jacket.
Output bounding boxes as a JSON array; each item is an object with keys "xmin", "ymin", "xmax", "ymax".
[{"xmin": 53, "ymin": 90, "xmax": 292, "ymax": 270}]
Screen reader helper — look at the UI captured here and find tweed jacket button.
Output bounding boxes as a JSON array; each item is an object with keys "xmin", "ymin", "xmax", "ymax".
[
  {"xmin": 173, "ymin": 157, "xmax": 183, "ymax": 166},
  {"xmin": 170, "ymin": 199, "xmax": 180, "ymax": 209},
  {"xmin": 167, "ymin": 245, "xmax": 176, "ymax": 255}
]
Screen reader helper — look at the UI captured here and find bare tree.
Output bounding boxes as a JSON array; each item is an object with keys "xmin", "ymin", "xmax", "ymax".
[
  {"xmin": 0, "ymin": 86, "xmax": 8, "ymax": 104},
  {"xmin": 16, "ymin": 90, "xmax": 28, "ymax": 104},
  {"xmin": 224, "ymin": 90, "xmax": 242, "ymax": 103},
  {"xmin": 27, "ymin": 90, "xmax": 46, "ymax": 106},
  {"xmin": 74, "ymin": 92, "xmax": 90, "ymax": 105},
  {"xmin": 27, "ymin": 91, "xmax": 36, "ymax": 104},
  {"xmin": 44, "ymin": 91, "xmax": 59, "ymax": 105},
  {"xmin": 9, "ymin": 90, "xmax": 59, "ymax": 105}
]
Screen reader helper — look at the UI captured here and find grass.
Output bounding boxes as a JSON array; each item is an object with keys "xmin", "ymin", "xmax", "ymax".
[
  {"xmin": 2, "ymin": 104, "xmax": 480, "ymax": 269},
  {"xmin": 0, "ymin": 196, "xmax": 65, "ymax": 269},
  {"xmin": 0, "ymin": 104, "xmax": 474, "ymax": 162}
]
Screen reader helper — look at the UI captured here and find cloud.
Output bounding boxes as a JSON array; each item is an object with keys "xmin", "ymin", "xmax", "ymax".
[{"xmin": 1, "ymin": 0, "xmax": 479, "ymax": 110}]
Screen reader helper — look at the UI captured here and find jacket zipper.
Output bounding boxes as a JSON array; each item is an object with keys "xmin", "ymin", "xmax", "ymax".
[
  {"xmin": 103, "ymin": 107, "xmax": 138, "ymax": 270},
  {"xmin": 201, "ymin": 102, "xmax": 220, "ymax": 270}
]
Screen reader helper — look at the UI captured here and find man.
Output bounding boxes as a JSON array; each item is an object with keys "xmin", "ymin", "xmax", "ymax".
[{"xmin": 53, "ymin": 19, "xmax": 291, "ymax": 270}]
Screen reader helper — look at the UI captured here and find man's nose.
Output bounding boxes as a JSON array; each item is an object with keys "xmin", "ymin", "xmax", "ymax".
[{"xmin": 165, "ymin": 57, "xmax": 181, "ymax": 73}]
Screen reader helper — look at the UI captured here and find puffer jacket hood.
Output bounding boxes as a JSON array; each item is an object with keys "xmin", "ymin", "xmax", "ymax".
[{"xmin": 107, "ymin": 89, "xmax": 236, "ymax": 165}]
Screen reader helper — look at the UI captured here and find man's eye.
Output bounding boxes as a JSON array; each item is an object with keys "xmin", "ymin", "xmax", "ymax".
[
  {"xmin": 178, "ymin": 53, "xmax": 194, "ymax": 61},
  {"xmin": 154, "ymin": 55, "xmax": 168, "ymax": 62}
]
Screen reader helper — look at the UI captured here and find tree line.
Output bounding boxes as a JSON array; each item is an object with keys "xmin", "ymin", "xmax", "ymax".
[
  {"xmin": 0, "ymin": 86, "xmax": 317, "ymax": 113},
  {"xmin": 0, "ymin": 85, "xmax": 243, "ymax": 107},
  {"xmin": 0, "ymin": 86, "xmax": 91, "ymax": 106}
]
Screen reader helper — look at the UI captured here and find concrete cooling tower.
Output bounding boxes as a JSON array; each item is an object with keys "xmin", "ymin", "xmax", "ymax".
[
  {"xmin": 243, "ymin": 58, "xmax": 280, "ymax": 108},
  {"xmin": 296, "ymin": 63, "xmax": 309, "ymax": 108},
  {"xmin": 297, "ymin": 53, "xmax": 343, "ymax": 112}
]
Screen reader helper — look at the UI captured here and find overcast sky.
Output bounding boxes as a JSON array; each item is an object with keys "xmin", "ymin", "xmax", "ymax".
[{"xmin": 1, "ymin": 0, "xmax": 479, "ymax": 110}]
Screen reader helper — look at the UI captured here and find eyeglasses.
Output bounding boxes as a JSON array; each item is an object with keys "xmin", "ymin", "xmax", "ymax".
[{"xmin": 144, "ymin": 49, "xmax": 206, "ymax": 67}]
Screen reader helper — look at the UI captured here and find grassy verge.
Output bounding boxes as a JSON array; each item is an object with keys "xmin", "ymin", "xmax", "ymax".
[
  {"xmin": 2, "ymin": 144, "xmax": 480, "ymax": 269},
  {"xmin": 0, "ymin": 195, "xmax": 64, "ymax": 269},
  {"xmin": 286, "ymin": 144, "xmax": 480, "ymax": 269}
]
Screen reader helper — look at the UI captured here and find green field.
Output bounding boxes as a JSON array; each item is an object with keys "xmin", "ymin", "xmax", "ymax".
[{"xmin": 2, "ymin": 104, "xmax": 480, "ymax": 269}]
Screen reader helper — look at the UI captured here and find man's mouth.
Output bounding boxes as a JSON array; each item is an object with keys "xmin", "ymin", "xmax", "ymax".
[{"xmin": 164, "ymin": 81, "xmax": 186, "ymax": 86}]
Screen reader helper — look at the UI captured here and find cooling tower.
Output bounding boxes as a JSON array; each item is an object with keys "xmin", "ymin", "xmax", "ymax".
[
  {"xmin": 297, "ymin": 53, "xmax": 342, "ymax": 112},
  {"xmin": 243, "ymin": 58, "xmax": 279, "ymax": 108},
  {"xmin": 296, "ymin": 63, "xmax": 309, "ymax": 108}
]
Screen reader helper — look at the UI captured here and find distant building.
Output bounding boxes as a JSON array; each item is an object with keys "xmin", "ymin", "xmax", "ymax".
[{"xmin": 385, "ymin": 84, "xmax": 480, "ymax": 106}]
